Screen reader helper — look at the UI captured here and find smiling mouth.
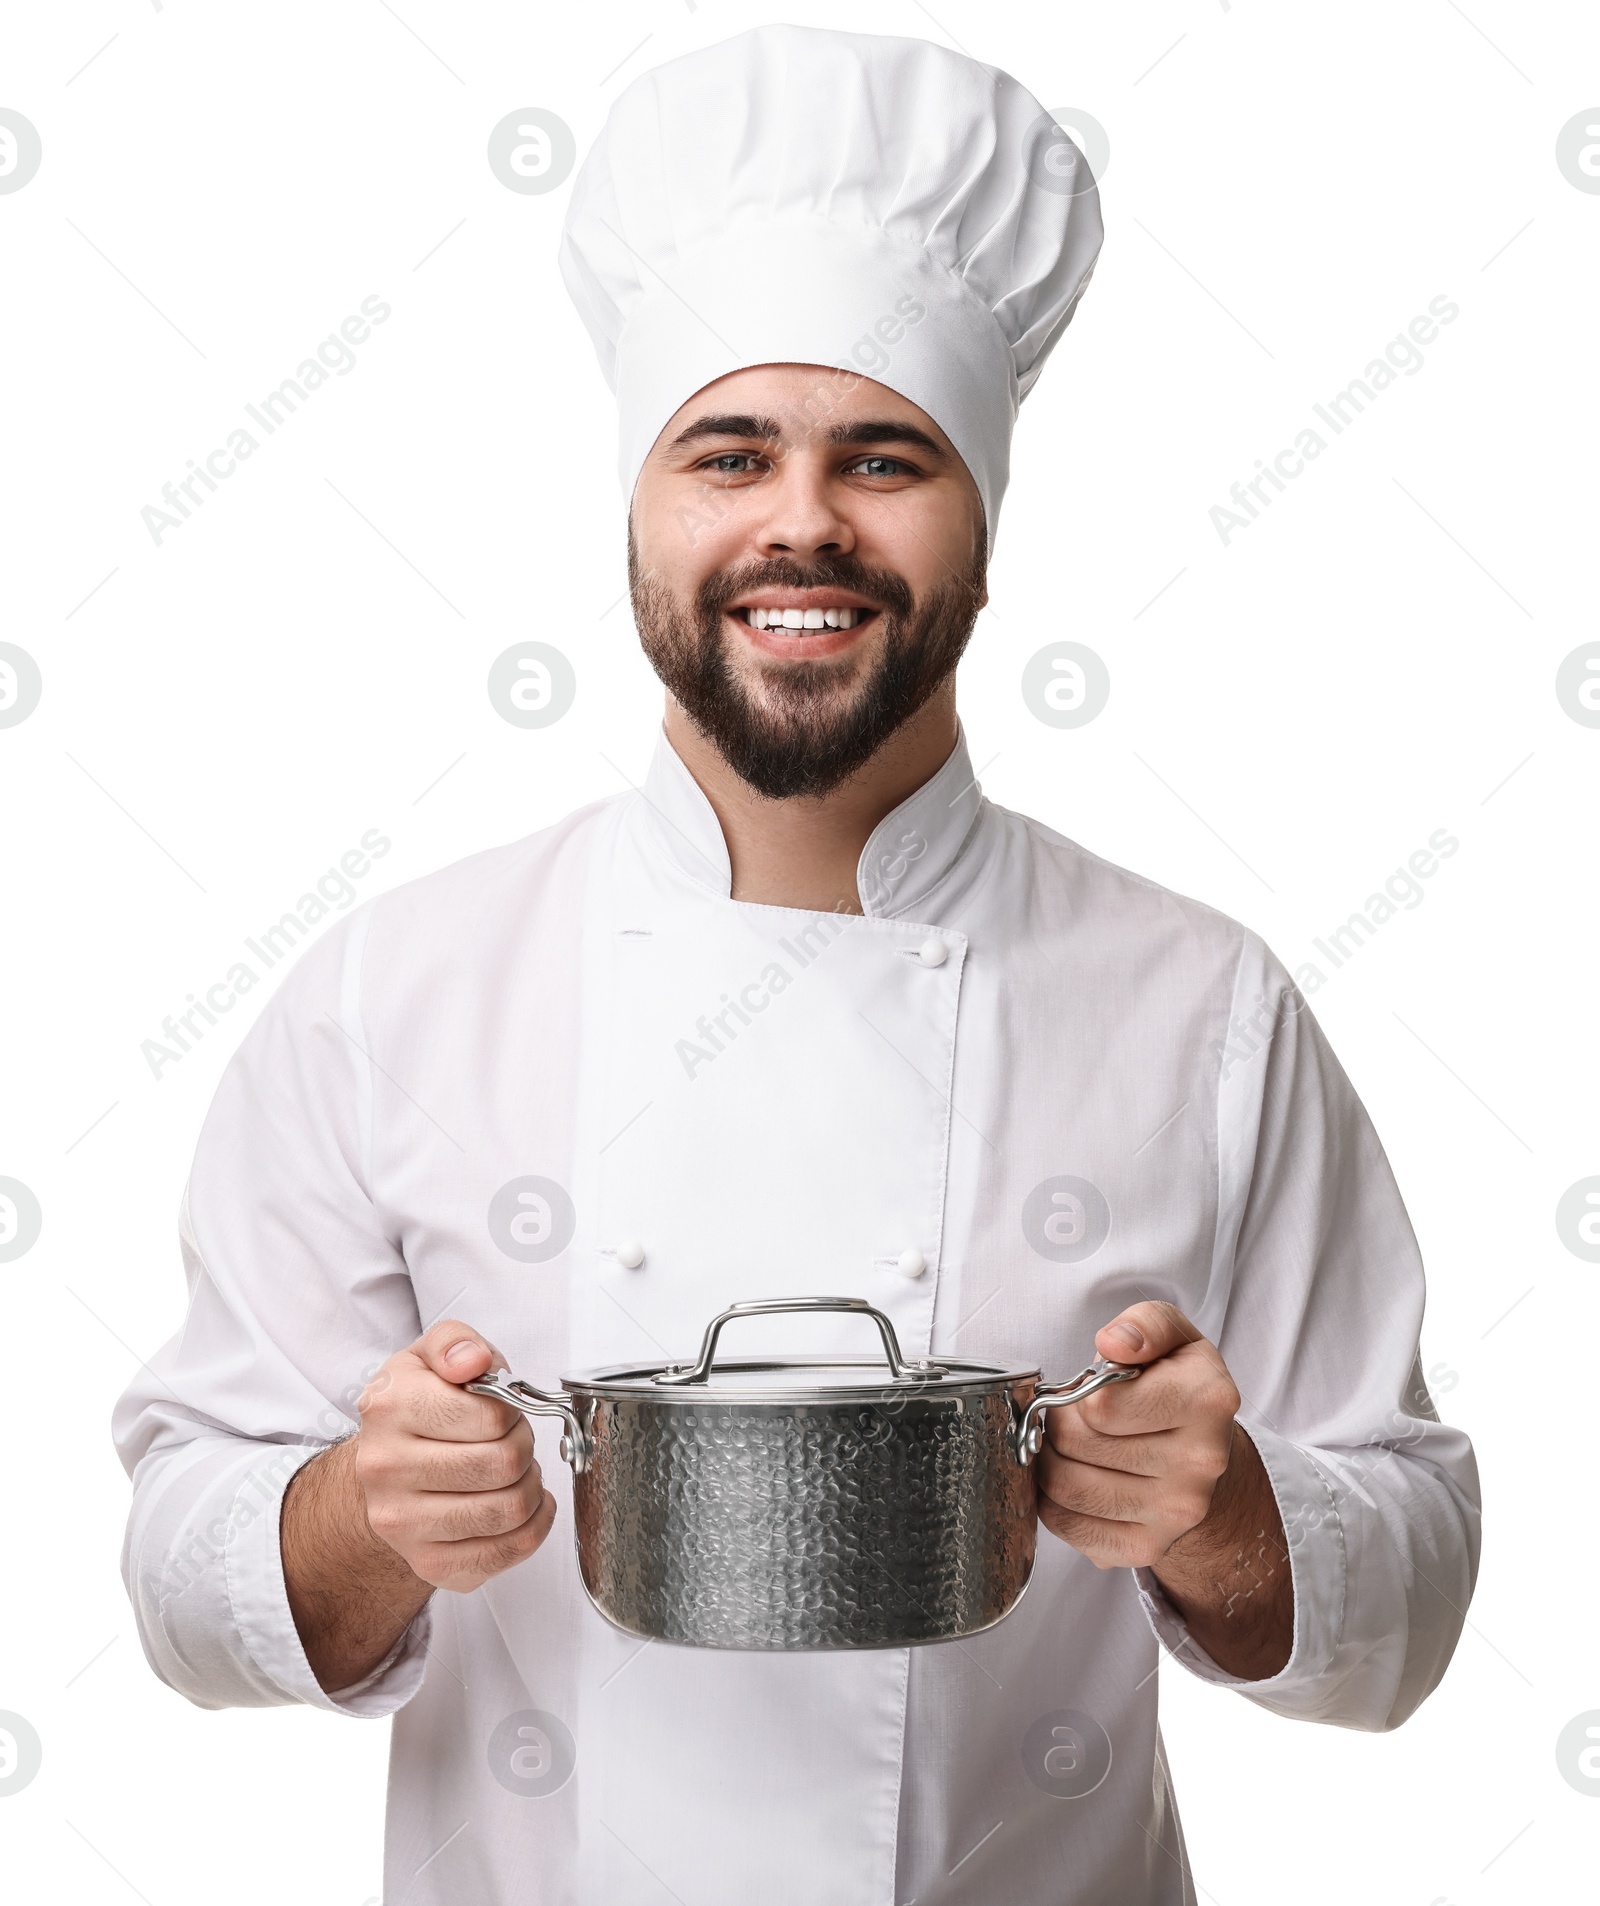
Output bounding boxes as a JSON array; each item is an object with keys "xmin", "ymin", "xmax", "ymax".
[{"xmin": 731, "ymin": 605, "xmax": 879, "ymax": 631}]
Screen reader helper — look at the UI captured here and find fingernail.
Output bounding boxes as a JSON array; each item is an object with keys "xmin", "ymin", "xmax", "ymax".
[
  {"xmin": 444, "ymin": 1340, "xmax": 478, "ymax": 1371},
  {"xmin": 1105, "ymin": 1322, "xmax": 1144, "ymax": 1354}
]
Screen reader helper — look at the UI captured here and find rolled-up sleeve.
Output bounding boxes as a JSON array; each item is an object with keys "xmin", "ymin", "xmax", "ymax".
[
  {"xmin": 1137, "ymin": 933, "xmax": 1481, "ymax": 1731},
  {"xmin": 113, "ymin": 907, "xmax": 431, "ymax": 1715}
]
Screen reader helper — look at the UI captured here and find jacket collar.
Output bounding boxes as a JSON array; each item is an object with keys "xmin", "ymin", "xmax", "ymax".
[{"xmin": 637, "ymin": 724, "xmax": 985, "ymax": 921}]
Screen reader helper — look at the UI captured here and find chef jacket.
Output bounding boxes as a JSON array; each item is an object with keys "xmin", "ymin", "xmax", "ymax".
[{"xmin": 115, "ymin": 726, "xmax": 1480, "ymax": 1905}]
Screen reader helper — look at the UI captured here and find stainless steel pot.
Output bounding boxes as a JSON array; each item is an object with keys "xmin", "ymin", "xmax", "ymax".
[{"xmin": 467, "ymin": 1295, "xmax": 1138, "ymax": 1651}]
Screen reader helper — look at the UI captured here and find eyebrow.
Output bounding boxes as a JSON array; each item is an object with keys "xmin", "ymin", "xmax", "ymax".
[
  {"xmin": 668, "ymin": 413, "xmax": 781, "ymax": 447},
  {"xmin": 824, "ymin": 419, "xmax": 949, "ymax": 460},
  {"xmin": 667, "ymin": 412, "xmax": 949, "ymax": 460}
]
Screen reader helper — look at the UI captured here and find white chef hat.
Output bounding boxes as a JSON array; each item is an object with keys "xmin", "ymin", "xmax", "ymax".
[{"xmin": 559, "ymin": 24, "xmax": 1103, "ymax": 551}]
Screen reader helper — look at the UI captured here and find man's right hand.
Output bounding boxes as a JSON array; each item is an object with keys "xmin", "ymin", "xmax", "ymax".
[{"xmin": 354, "ymin": 1320, "xmax": 558, "ymax": 1594}]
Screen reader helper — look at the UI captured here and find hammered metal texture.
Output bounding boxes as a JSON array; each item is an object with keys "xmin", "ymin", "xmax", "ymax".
[{"xmin": 569, "ymin": 1384, "xmax": 1039, "ymax": 1649}]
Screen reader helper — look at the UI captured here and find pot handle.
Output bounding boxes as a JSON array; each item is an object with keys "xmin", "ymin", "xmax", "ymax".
[
  {"xmin": 1012, "ymin": 1360, "xmax": 1141, "ymax": 1464},
  {"xmin": 465, "ymin": 1372, "xmax": 591, "ymax": 1475},
  {"xmin": 653, "ymin": 1295, "xmax": 943, "ymax": 1387}
]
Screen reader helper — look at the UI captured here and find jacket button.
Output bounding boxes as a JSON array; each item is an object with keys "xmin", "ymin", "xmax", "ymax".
[
  {"xmin": 895, "ymin": 1247, "xmax": 927, "ymax": 1278},
  {"xmin": 917, "ymin": 938, "xmax": 947, "ymax": 968},
  {"xmin": 615, "ymin": 1239, "xmax": 645, "ymax": 1269}
]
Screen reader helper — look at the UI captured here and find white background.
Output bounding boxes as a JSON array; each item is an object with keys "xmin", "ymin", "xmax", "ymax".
[{"xmin": 2, "ymin": 2, "xmax": 1597, "ymax": 1901}]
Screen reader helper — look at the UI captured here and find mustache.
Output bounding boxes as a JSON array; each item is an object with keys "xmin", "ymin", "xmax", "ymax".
[
  {"xmin": 629, "ymin": 536, "xmax": 987, "ymax": 800},
  {"xmin": 695, "ymin": 554, "xmax": 917, "ymax": 624}
]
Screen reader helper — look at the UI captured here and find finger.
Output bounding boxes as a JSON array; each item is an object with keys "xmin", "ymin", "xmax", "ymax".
[
  {"xmin": 420, "ymin": 1489, "xmax": 559, "ymax": 1592},
  {"xmin": 1039, "ymin": 1434, "xmax": 1231, "ymax": 1555},
  {"xmin": 360, "ymin": 1350, "xmax": 522, "ymax": 1444},
  {"xmin": 1037, "ymin": 1448, "xmax": 1166, "ymax": 1526},
  {"xmin": 1037, "ymin": 1498, "xmax": 1160, "ymax": 1571},
  {"xmin": 375, "ymin": 1418, "xmax": 535, "ymax": 1495},
  {"xmin": 1095, "ymin": 1301, "xmax": 1202, "ymax": 1368},
  {"xmin": 403, "ymin": 1472, "xmax": 548, "ymax": 1546},
  {"xmin": 404, "ymin": 1318, "xmax": 525, "ymax": 1442},
  {"xmin": 1073, "ymin": 1343, "xmax": 1239, "ymax": 1438},
  {"xmin": 1042, "ymin": 1411, "xmax": 1184, "ymax": 1476},
  {"xmin": 1046, "ymin": 1409, "xmax": 1235, "ymax": 1505},
  {"xmin": 1042, "ymin": 1360, "xmax": 1194, "ymax": 1447},
  {"xmin": 415, "ymin": 1318, "xmax": 507, "ymax": 1385},
  {"xmin": 367, "ymin": 1461, "xmax": 545, "ymax": 1549}
]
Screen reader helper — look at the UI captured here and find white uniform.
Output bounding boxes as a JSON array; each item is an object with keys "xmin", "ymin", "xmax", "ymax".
[{"xmin": 115, "ymin": 728, "xmax": 1480, "ymax": 1905}]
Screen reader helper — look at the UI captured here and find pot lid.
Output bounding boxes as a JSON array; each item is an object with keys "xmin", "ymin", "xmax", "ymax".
[
  {"xmin": 559, "ymin": 1297, "xmax": 1038, "ymax": 1400},
  {"xmin": 564, "ymin": 1352, "xmax": 1039, "ymax": 1402}
]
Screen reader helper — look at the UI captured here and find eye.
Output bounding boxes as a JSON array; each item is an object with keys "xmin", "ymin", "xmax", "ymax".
[
  {"xmin": 698, "ymin": 451, "xmax": 767, "ymax": 476},
  {"xmin": 848, "ymin": 455, "xmax": 913, "ymax": 478}
]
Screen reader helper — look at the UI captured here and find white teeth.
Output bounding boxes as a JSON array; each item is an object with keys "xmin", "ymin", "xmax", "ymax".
[{"xmin": 742, "ymin": 606, "xmax": 863, "ymax": 630}]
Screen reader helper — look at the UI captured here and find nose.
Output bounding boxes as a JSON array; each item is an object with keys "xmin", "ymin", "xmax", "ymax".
[{"xmin": 748, "ymin": 453, "xmax": 857, "ymax": 563}]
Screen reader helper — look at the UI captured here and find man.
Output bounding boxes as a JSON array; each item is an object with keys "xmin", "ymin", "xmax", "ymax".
[{"xmin": 116, "ymin": 25, "xmax": 1480, "ymax": 1905}]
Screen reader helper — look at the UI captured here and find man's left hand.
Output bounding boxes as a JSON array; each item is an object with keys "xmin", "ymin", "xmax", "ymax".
[
  {"xmin": 1037, "ymin": 1300, "xmax": 1293, "ymax": 1680},
  {"xmin": 1037, "ymin": 1301, "xmax": 1239, "ymax": 1567}
]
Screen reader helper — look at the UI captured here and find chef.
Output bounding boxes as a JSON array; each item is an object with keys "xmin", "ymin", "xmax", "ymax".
[{"xmin": 115, "ymin": 25, "xmax": 1481, "ymax": 1906}]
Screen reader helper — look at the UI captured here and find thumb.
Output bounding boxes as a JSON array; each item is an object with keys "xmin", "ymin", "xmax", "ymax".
[
  {"xmin": 1095, "ymin": 1300, "xmax": 1201, "ymax": 1367},
  {"xmin": 414, "ymin": 1319, "xmax": 502, "ymax": 1384}
]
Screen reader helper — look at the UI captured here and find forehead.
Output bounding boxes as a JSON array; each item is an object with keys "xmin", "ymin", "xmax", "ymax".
[{"xmin": 653, "ymin": 362, "xmax": 958, "ymax": 454}]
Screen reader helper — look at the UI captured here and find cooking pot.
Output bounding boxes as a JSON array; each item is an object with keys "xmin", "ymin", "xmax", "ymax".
[{"xmin": 467, "ymin": 1295, "xmax": 1138, "ymax": 1651}]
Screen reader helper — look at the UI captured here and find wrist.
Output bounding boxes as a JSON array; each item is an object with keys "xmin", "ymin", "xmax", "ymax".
[
  {"xmin": 282, "ymin": 1436, "xmax": 432, "ymax": 1693},
  {"xmin": 1148, "ymin": 1424, "xmax": 1293, "ymax": 1680}
]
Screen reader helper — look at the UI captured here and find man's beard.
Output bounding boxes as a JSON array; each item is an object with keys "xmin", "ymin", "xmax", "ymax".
[{"xmin": 628, "ymin": 537, "xmax": 986, "ymax": 800}]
